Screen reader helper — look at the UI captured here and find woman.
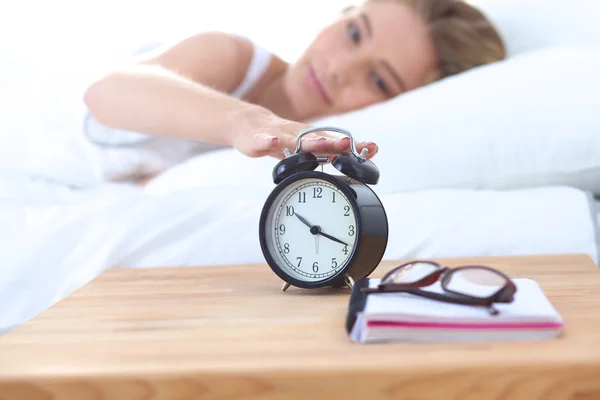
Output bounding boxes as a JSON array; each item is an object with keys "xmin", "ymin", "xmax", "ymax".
[{"xmin": 83, "ymin": 0, "xmax": 505, "ymax": 182}]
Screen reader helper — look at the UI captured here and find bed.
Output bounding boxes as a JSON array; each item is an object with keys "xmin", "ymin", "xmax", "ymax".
[{"xmin": 1, "ymin": 0, "xmax": 600, "ymax": 334}]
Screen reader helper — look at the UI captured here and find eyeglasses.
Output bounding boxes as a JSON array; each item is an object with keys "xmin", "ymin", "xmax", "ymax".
[{"xmin": 360, "ymin": 260, "xmax": 517, "ymax": 315}]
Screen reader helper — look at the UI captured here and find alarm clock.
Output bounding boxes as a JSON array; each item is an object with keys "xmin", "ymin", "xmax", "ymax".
[{"xmin": 258, "ymin": 127, "xmax": 389, "ymax": 292}]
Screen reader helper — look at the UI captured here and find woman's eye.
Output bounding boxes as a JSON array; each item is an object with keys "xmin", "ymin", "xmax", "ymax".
[
  {"xmin": 372, "ymin": 73, "xmax": 390, "ymax": 95},
  {"xmin": 348, "ymin": 23, "xmax": 360, "ymax": 44}
]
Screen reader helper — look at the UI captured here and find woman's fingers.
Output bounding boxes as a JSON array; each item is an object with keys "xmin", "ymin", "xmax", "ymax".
[
  {"xmin": 272, "ymin": 134, "xmax": 335, "ymax": 157},
  {"xmin": 273, "ymin": 135, "xmax": 379, "ymax": 160},
  {"xmin": 356, "ymin": 141, "xmax": 379, "ymax": 159},
  {"xmin": 308, "ymin": 137, "xmax": 379, "ymax": 160},
  {"xmin": 246, "ymin": 133, "xmax": 280, "ymax": 157},
  {"xmin": 297, "ymin": 136, "xmax": 336, "ymax": 154},
  {"xmin": 247, "ymin": 121, "xmax": 379, "ymax": 160}
]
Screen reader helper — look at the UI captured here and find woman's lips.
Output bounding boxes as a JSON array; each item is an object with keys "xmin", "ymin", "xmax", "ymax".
[{"xmin": 307, "ymin": 66, "xmax": 332, "ymax": 105}]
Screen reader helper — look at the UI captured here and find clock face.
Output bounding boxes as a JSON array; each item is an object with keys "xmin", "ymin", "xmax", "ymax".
[{"xmin": 263, "ymin": 177, "xmax": 359, "ymax": 283}]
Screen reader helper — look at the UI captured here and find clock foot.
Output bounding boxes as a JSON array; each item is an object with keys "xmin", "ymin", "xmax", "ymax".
[
  {"xmin": 344, "ymin": 274, "xmax": 355, "ymax": 289},
  {"xmin": 281, "ymin": 282, "xmax": 291, "ymax": 292}
]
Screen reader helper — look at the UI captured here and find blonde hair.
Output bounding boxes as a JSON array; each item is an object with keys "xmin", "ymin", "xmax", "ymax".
[{"xmin": 367, "ymin": 0, "xmax": 506, "ymax": 82}]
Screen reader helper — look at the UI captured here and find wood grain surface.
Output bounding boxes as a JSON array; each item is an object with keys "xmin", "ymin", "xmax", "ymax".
[{"xmin": 1, "ymin": 254, "xmax": 600, "ymax": 400}]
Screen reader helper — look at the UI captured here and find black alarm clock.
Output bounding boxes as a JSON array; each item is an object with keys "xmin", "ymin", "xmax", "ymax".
[{"xmin": 258, "ymin": 127, "xmax": 389, "ymax": 292}]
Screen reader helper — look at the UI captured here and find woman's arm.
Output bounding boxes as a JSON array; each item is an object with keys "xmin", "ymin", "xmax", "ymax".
[
  {"xmin": 83, "ymin": 31, "xmax": 377, "ymax": 159},
  {"xmin": 83, "ymin": 32, "xmax": 271, "ymax": 145}
]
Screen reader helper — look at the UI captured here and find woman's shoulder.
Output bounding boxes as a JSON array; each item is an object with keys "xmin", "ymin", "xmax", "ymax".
[
  {"xmin": 135, "ymin": 31, "xmax": 287, "ymax": 99},
  {"xmin": 228, "ymin": 35, "xmax": 288, "ymax": 99},
  {"xmin": 180, "ymin": 31, "xmax": 288, "ymax": 100},
  {"xmin": 137, "ymin": 31, "xmax": 260, "ymax": 94}
]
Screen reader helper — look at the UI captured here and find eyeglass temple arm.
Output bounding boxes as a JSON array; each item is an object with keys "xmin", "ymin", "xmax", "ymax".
[{"xmin": 361, "ymin": 285, "xmax": 491, "ymax": 306}]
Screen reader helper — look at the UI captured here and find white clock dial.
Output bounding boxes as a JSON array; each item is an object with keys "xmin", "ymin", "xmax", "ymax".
[{"xmin": 264, "ymin": 178, "xmax": 358, "ymax": 282}]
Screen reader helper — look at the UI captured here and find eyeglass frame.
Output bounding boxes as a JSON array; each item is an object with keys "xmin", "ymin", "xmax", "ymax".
[{"xmin": 360, "ymin": 260, "xmax": 517, "ymax": 315}]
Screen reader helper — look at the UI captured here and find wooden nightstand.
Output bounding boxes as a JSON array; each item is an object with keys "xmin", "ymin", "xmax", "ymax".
[{"xmin": 1, "ymin": 254, "xmax": 599, "ymax": 400}]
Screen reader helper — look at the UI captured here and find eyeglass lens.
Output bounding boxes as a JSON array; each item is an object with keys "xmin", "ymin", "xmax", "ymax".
[
  {"xmin": 445, "ymin": 268, "xmax": 508, "ymax": 298},
  {"xmin": 384, "ymin": 262, "xmax": 440, "ymax": 284}
]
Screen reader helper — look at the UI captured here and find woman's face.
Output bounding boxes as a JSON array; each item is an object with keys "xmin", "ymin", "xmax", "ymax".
[{"xmin": 284, "ymin": 0, "xmax": 438, "ymax": 119}]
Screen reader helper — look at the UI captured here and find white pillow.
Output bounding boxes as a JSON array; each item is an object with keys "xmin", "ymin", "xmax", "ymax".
[
  {"xmin": 471, "ymin": 0, "xmax": 600, "ymax": 57},
  {"xmin": 305, "ymin": 46, "xmax": 600, "ymax": 195}
]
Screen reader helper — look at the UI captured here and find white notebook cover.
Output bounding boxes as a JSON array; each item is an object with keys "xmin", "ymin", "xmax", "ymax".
[{"xmin": 347, "ymin": 278, "xmax": 564, "ymax": 344}]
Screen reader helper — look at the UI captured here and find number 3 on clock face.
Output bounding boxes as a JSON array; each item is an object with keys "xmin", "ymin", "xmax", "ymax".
[{"xmin": 259, "ymin": 172, "xmax": 366, "ymax": 289}]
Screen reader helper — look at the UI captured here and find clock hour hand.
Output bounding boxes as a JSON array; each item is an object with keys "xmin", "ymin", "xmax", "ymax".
[
  {"xmin": 318, "ymin": 231, "xmax": 348, "ymax": 246},
  {"xmin": 294, "ymin": 213, "xmax": 314, "ymax": 230}
]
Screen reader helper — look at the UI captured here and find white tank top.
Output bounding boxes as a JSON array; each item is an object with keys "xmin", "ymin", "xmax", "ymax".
[{"xmin": 81, "ymin": 37, "xmax": 273, "ymax": 183}]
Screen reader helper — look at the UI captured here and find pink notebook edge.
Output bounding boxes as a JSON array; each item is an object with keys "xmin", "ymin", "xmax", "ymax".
[{"xmin": 366, "ymin": 320, "xmax": 565, "ymax": 330}]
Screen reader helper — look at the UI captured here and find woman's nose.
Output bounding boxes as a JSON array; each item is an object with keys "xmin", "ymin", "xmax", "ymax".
[{"xmin": 327, "ymin": 54, "xmax": 361, "ymax": 87}]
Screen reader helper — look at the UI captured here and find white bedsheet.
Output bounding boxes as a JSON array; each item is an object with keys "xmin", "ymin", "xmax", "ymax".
[{"xmin": 1, "ymin": 168, "xmax": 599, "ymax": 334}]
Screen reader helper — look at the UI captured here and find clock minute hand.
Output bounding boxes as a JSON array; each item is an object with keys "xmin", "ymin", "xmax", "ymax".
[{"xmin": 318, "ymin": 231, "xmax": 348, "ymax": 246}]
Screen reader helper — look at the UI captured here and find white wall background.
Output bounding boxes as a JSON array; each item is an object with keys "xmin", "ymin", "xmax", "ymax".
[
  {"xmin": 0, "ymin": 0, "xmax": 359, "ymax": 64},
  {"xmin": 3, "ymin": 0, "xmax": 600, "ymax": 68}
]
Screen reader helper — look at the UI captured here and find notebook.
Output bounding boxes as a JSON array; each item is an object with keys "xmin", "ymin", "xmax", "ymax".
[{"xmin": 346, "ymin": 277, "xmax": 564, "ymax": 344}]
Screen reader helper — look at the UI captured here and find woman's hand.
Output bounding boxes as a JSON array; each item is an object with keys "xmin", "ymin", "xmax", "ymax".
[{"xmin": 230, "ymin": 117, "xmax": 379, "ymax": 160}]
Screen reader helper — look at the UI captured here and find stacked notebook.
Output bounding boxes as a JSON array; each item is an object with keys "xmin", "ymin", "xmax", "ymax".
[{"xmin": 346, "ymin": 278, "xmax": 564, "ymax": 344}]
